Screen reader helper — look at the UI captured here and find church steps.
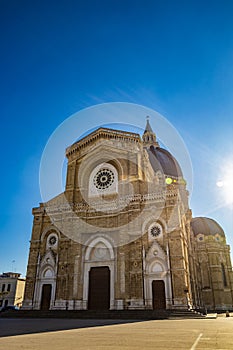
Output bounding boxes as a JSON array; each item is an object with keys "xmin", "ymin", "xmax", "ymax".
[{"xmin": 0, "ymin": 309, "xmax": 205, "ymax": 319}]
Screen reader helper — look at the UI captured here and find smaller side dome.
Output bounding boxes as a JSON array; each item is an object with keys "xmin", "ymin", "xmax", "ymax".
[{"xmin": 191, "ymin": 217, "xmax": 225, "ymax": 237}]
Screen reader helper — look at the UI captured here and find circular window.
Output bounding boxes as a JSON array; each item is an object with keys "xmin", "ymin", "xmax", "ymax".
[
  {"xmin": 93, "ymin": 168, "xmax": 115, "ymax": 190},
  {"xmin": 150, "ymin": 225, "xmax": 162, "ymax": 238},
  {"xmin": 49, "ymin": 235, "xmax": 57, "ymax": 246}
]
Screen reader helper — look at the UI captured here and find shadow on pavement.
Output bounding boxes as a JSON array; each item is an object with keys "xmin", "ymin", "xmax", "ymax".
[{"xmin": 0, "ymin": 318, "xmax": 143, "ymax": 338}]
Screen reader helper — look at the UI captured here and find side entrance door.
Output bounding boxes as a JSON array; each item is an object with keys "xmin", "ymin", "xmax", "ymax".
[
  {"xmin": 40, "ymin": 284, "xmax": 52, "ymax": 310},
  {"xmin": 152, "ymin": 280, "xmax": 166, "ymax": 309}
]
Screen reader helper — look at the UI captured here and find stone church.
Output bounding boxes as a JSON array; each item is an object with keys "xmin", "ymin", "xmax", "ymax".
[{"xmin": 23, "ymin": 119, "xmax": 233, "ymax": 311}]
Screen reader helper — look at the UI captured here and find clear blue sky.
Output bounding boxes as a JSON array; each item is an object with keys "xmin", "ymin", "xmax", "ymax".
[{"xmin": 1, "ymin": 0, "xmax": 233, "ymax": 276}]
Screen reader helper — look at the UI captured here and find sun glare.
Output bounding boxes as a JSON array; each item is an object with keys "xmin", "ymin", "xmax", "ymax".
[{"xmin": 216, "ymin": 162, "xmax": 233, "ymax": 205}]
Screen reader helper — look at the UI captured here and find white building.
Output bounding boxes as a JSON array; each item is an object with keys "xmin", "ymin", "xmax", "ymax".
[{"xmin": 0, "ymin": 272, "xmax": 25, "ymax": 309}]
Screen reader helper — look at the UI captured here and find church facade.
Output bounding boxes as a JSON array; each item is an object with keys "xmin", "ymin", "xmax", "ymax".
[{"xmin": 23, "ymin": 120, "xmax": 233, "ymax": 311}]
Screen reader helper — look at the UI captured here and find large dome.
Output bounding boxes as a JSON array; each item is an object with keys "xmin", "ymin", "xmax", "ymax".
[
  {"xmin": 191, "ymin": 217, "xmax": 225, "ymax": 237},
  {"xmin": 147, "ymin": 145, "xmax": 183, "ymax": 178}
]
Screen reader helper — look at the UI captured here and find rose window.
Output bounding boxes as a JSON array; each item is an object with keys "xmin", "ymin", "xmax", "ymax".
[
  {"xmin": 150, "ymin": 225, "xmax": 162, "ymax": 237},
  {"xmin": 93, "ymin": 168, "xmax": 115, "ymax": 190},
  {"xmin": 49, "ymin": 236, "xmax": 57, "ymax": 246}
]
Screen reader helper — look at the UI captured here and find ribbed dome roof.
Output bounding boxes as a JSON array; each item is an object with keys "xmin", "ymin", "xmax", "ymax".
[
  {"xmin": 191, "ymin": 217, "xmax": 225, "ymax": 237},
  {"xmin": 147, "ymin": 145, "xmax": 183, "ymax": 178}
]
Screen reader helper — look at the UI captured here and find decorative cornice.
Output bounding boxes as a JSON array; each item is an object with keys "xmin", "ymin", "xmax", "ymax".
[
  {"xmin": 41, "ymin": 189, "xmax": 179, "ymax": 215},
  {"xmin": 66, "ymin": 127, "xmax": 141, "ymax": 158}
]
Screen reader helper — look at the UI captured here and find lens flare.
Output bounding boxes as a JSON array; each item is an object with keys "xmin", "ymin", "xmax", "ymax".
[
  {"xmin": 165, "ymin": 177, "xmax": 173, "ymax": 185},
  {"xmin": 216, "ymin": 162, "xmax": 233, "ymax": 205}
]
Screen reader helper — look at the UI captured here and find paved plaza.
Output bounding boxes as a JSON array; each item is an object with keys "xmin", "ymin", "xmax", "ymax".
[{"xmin": 1, "ymin": 317, "xmax": 233, "ymax": 349}]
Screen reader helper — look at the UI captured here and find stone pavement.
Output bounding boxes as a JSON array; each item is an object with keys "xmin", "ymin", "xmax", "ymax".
[{"xmin": 1, "ymin": 317, "xmax": 233, "ymax": 349}]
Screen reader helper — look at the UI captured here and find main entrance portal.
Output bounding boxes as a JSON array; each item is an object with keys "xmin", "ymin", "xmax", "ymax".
[
  {"xmin": 152, "ymin": 280, "xmax": 166, "ymax": 309},
  {"xmin": 40, "ymin": 284, "xmax": 52, "ymax": 310},
  {"xmin": 88, "ymin": 266, "xmax": 110, "ymax": 310}
]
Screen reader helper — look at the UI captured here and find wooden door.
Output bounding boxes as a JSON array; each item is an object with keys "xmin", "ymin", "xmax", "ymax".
[
  {"xmin": 40, "ymin": 284, "xmax": 52, "ymax": 310},
  {"xmin": 152, "ymin": 280, "xmax": 166, "ymax": 309},
  {"xmin": 88, "ymin": 267, "xmax": 110, "ymax": 310}
]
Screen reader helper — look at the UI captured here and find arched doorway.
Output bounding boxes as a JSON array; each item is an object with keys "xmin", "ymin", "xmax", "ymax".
[
  {"xmin": 152, "ymin": 280, "xmax": 166, "ymax": 309},
  {"xmin": 83, "ymin": 236, "xmax": 115, "ymax": 310},
  {"xmin": 88, "ymin": 266, "xmax": 110, "ymax": 310},
  {"xmin": 40, "ymin": 284, "xmax": 52, "ymax": 310}
]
